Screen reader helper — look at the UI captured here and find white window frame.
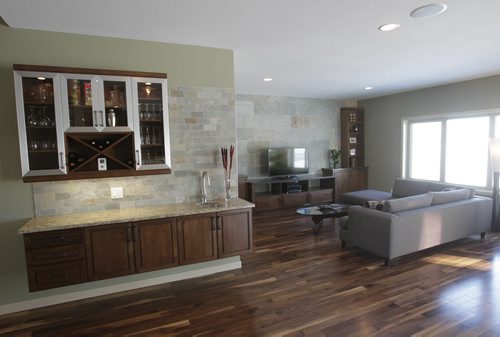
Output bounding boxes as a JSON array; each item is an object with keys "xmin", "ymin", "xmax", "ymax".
[{"xmin": 402, "ymin": 109, "xmax": 500, "ymax": 192}]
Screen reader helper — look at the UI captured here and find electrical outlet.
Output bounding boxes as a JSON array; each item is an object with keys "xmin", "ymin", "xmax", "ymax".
[{"xmin": 111, "ymin": 187, "xmax": 124, "ymax": 199}]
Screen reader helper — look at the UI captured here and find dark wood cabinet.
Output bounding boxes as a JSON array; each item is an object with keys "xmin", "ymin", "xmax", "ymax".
[
  {"xmin": 332, "ymin": 167, "xmax": 368, "ymax": 201},
  {"xmin": 282, "ymin": 192, "xmax": 309, "ymax": 208},
  {"xmin": 218, "ymin": 209, "xmax": 252, "ymax": 257},
  {"xmin": 249, "ymin": 175, "xmax": 335, "ymax": 211},
  {"xmin": 177, "ymin": 213, "xmax": 218, "ymax": 265},
  {"xmin": 24, "ymin": 228, "xmax": 88, "ymax": 291},
  {"xmin": 85, "ymin": 223, "xmax": 135, "ymax": 281},
  {"xmin": 178, "ymin": 209, "xmax": 253, "ymax": 264},
  {"xmin": 133, "ymin": 218, "xmax": 178, "ymax": 272},
  {"xmin": 340, "ymin": 107, "xmax": 365, "ymax": 168},
  {"xmin": 22, "ymin": 206, "xmax": 253, "ymax": 291}
]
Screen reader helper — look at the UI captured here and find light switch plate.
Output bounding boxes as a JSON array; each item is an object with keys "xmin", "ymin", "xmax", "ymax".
[{"xmin": 111, "ymin": 187, "xmax": 124, "ymax": 199}]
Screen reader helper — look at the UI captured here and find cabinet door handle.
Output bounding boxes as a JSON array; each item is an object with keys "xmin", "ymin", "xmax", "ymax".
[
  {"xmin": 211, "ymin": 217, "xmax": 216, "ymax": 231},
  {"xmin": 216, "ymin": 216, "xmax": 221, "ymax": 230},
  {"xmin": 93, "ymin": 110, "xmax": 98, "ymax": 127},
  {"xmin": 99, "ymin": 110, "xmax": 105, "ymax": 127},
  {"xmin": 132, "ymin": 225, "xmax": 138, "ymax": 242},
  {"xmin": 59, "ymin": 152, "xmax": 65, "ymax": 169},
  {"xmin": 126, "ymin": 226, "xmax": 132, "ymax": 242},
  {"xmin": 135, "ymin": 150, "xmax": 141, "ymax": 166}
]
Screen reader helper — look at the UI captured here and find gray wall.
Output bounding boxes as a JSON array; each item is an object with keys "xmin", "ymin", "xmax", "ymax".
[
  {"xmin": 0, "ymin": 26, "xmax": 235, "ymax": 307},
  {"xmin": 236, "ymin": 95, "xmax": 341, "ymax": 178},
  {"xmin": 360, "ymin": 75, "xmax": 500, "ymax": 191}
]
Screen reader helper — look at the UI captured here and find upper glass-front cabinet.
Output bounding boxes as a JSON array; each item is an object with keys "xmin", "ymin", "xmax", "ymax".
[
  {"xmin": 61, "ymin": 74, "xmax": 133, "ymax": 132},
  {"xmin": 14, "ymin": 64, "xmax": 171, "ymax": 182},
  {"xmin": 131, "ymin": 78, "xmax": 171, "ymax": 170},
  {"xmin": 14, "ymin": 71, "xmax": 67, "ymax": 177}
]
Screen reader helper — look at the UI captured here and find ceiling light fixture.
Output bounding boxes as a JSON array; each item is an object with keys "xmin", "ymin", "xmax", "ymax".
[
  {"xmin": 37, "ymin": 76, "xmax": 46, "ymax": 80},
  {"xmin": 364, "ymin": 86, "xmax": 373, "ymax": 90},
  {"xmin": 263, "ymin": 77, "xmax": 273, "ymax": 82},
  {"xmin": 410, "ymin": 4, "xmax": 447, "ymax": 18},
  {"xmin": 378, "ymin": 23, "xmax": 400, "ymax": 32}
]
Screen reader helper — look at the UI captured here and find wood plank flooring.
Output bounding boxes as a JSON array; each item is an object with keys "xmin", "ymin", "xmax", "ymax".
[{"xmin": 2, "ymin": 209, "xmax": 500, "ymax": 336}]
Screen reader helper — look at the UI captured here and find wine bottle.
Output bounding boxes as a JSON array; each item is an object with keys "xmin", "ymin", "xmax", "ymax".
[{"xmin": 68, "ymin": 152, "xmax": 77, "ymax": 168}]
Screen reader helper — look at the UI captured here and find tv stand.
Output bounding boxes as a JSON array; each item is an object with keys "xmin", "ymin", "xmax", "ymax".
[{"xmin": 248, "ymin": 174, "xmax": 334, "ymax": 211}]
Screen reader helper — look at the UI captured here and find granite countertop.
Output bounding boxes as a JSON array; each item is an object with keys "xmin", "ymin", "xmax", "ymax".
[{"xmin": 18, "ymin": 198, "xmax": 255, "ymax": 234}]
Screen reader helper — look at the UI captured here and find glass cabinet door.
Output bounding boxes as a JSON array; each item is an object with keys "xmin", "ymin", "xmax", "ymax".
[
  {"xmin": 132, "ymin": 78, "xmax": 171, "ymax": 170},
  {"xmin": 61, "ymin": 75, "xmax": 133, "ymax": 132},
  {"xmin": 61, "ymin": 74, "xmax": 96, "ymax": 129},
  {"xmin": 14, "ymin": 71, "xmax": 66, "ymax": 177},
  {"xmin": 100, "ymin": 77, "xmax": 133, "ymax": 131}
]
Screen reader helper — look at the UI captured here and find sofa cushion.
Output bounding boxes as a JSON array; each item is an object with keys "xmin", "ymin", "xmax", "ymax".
[
  {"xmin": 383, "ymin": 193, "xmax": 433, "ymax": 213},
  {"xmin": 392, "ymin": 179, "xmax": 430, "ymax": 198},
  {"xmin": 342, "ymin": 189, "xmax": 393, "ymax": 205},
  {"xmin": 363, "ymin": 200, "xmax": 386, "ymax": 210},
  {"xmin": 428, "ymin": 182, "xmax": 475, "ymax": 199},
  {"xmin": 430, "ymin": 189, "xmax": 470, "ymax": 205}
]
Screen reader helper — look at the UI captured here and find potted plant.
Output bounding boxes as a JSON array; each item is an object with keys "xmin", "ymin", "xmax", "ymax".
[{"xmin": 329, "ymin": 149, "xmax": 341, "ymax": 169}]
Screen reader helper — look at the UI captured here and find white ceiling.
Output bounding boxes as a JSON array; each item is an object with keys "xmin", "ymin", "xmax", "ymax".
[{"xmin": 1, "ymin": 0, "xmax": 500, "ymax": 100}]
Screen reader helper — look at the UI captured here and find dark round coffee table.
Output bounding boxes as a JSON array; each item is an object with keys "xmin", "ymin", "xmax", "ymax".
[{"xmin": 296, "ymin": 203, "xmax": 349, "ymax": 234}]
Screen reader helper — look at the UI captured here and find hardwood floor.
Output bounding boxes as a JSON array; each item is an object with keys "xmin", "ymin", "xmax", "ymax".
[{"xmin": 2, "ymin": 209, "xmax": 500, "ymax": 336}]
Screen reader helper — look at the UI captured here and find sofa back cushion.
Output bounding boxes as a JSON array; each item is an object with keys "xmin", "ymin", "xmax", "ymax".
[
  {"xmin": 392, "ymin": 179, "xmax": 430, "ymax": 198},
  {"xmin": 384, "ymin": 193, "xmax": 433, "ymax": 213},
  {"xmin": 430, "ymin": 189, "xmax": 471, "ymax": 205},
  {"xmin": 428, "ymin": 182, "xmax": 475, "ymax": 199}
]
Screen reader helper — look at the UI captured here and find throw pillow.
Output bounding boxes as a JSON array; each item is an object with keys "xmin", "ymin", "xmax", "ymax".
[
  {"xmin": 363, "ymin": 200, "xmax": 386, "ymax": 211},
  {"xmin": 430, "ymin": 189, "xmax": 470, "ymax": 205},
  {"xmin": 383, "ymin": 193, "xmax": 433, "ymax": 213}
]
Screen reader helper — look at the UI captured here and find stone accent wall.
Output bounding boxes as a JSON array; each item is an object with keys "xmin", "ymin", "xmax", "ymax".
[
  {"xmin": 236, "ymin": 95, "xmax": 341, "ymax": 178},
  {"xmin": 33, "ymin": 86, "xmax": 236, "ymax": 216}
]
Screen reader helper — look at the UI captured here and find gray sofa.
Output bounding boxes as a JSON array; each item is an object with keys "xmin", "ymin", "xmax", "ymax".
[{"xmin": 339, "ymin": 179, "xmax": 492, "ymax": 265}]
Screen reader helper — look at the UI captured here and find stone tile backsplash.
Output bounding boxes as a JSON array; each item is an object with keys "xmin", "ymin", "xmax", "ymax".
[
  {"xmin": 33, "ymin": 85, "xmax": 237, "ymax": 216},
  {"xmin": 236, "ymin": 95, "xmax": 341, "ymax": 178}
]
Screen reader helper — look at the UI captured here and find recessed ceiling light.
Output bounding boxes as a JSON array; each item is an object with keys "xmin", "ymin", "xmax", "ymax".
[
  {"xmin": 263, "ymin": 77, "xmax": 273, "ymax": 82},
  {"xmin": 364, "ymin": 86, "xmax": 374, "ymax": 90},
  {"xmin": 378, "ymin": 23, "xmax": 400, "ymax": 32},
  {"xmin": 410, "ymin": 4, "xmax": 447, "ymax": 18},
  {"xmin": 37, "ymin": 76, "xmax": 46, "ymax": 80}
]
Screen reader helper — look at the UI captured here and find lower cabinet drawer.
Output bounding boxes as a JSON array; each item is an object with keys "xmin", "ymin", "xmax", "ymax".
[
  {"xmin": 26, "ymin": 244, "xmax": 86, "ymax": 266},
  {"xmin": 27, "ymin": 260, "xmax": 88, "ymax": 292},
  {"xmin": 24, "ymin": 228, "xmax": 84, "ymax": 250},
  {"xmin": 282, "ymin": 192, "xmax": 308, "ymax": 208},
  {"xmin": 254, "ymin": 195, "xmax": 282, "ymax": 211},
  {"xmin": 309, "ymin": 190, "xmax": 333, "ymax": 204}
]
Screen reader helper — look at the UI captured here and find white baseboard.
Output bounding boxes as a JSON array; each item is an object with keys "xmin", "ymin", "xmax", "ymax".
[{"xmin": 0, "ymin": 260, "xmax": 241, "ymax": 316}]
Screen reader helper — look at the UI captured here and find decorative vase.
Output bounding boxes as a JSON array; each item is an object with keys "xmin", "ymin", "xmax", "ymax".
[{"xmin": 224, "ymin": 178, "xmax": 231, "ymax": 200}]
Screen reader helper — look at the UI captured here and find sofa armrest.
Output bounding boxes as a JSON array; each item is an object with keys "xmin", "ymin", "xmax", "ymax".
[{"xmin": 346, "ymin": 206, "xmax": 398, "ymax": 259}]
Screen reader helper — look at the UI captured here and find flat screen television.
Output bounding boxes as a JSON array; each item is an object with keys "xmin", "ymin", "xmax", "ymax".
[{"xmin": 268, "ymin": 147, "xmax": 309, "ymax": 177}]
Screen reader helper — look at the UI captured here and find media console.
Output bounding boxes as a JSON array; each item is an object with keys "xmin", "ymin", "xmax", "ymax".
[{"xmin": 248, "ymin": 174, "xmax": 335, "ymax": 211}]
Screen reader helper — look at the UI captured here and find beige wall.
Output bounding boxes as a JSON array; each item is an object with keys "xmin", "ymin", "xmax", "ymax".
[
  {"xmin": 0, "ymin": 26, "xmax": 234, "ymax": 307},
  {"xmin": 359, "ymin": 75, "xmax": 500, "ymax": 191}
]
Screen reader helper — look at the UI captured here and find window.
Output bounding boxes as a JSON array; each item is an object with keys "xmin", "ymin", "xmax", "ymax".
[
  {"xmin": 409, "ymin": 122, "xmax": 441, "ymax": 181},
  {"xmin": 445, "ymin": 117, "xmax": 489, "ymax": 187},
  {"xmin": 404, "ymin": 111, "xmax": 500, "ymax": 190}
]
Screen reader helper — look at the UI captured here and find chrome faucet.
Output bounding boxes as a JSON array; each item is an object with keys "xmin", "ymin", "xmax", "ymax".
[{"xmin": 201, "ymin": 171, "xmax": 210, "ymax": 203}]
